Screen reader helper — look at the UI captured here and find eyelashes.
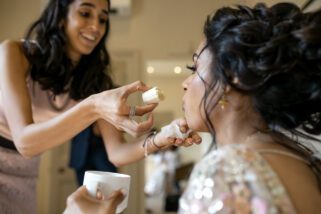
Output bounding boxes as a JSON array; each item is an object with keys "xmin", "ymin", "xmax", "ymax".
[
  {"xmin": 186, "ymin": 65, "xmax": 196, "ymax": 74},
  {"xmin": 79, "ymin": 11, "xmax": 90, "ymax": 18},
  {"xmin": 99, "ymin": 18, "xmax": 108, "ymax": 24},
  {"xmin": 78, "ymin": 10, "xmax": 108, "ymax": 25}
]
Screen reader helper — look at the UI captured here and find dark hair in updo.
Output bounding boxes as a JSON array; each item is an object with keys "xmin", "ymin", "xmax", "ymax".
[
  {"xmin": 203, "ymin": 2, "xmax": 321, "ymax": 136},
  {"xmin": 203, "ymin": 3, "xmax": 321, "ymax": 181}
]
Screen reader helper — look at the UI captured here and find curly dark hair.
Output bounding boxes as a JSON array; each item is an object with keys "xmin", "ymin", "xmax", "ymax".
[
  {"xmin": 22, "ymin": 0, "xmax": 114, "ymax": 100},
  {"xmin": 202, "ymin": 3, "xmax": 321, "ymax": 137},
  {"xmin": 202, "ymin": 2, "xmax": 321, "ymax": 183}
]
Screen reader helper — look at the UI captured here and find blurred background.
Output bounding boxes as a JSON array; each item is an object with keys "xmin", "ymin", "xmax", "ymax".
[{"xmin": 0, "ymin": 0, "xmax": 320, "ymax": 213}]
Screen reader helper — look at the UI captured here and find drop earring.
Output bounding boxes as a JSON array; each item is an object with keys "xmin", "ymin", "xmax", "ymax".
[{"xmin": 218, "ymin": 94, "xmax": 228, "ymax": 110}]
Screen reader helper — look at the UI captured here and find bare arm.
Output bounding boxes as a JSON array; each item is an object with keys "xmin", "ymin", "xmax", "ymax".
[
  {"xmin": 0, "ymin": 40, "xmax": 156, "ymax": 158},
  {"xmin": 97, "ymin": 119, "xmax": 157, "ymax": 167},
  {"xmin": 97, "ymin": 118, "xmax": 202, "ymax": 167},
  {"xmin": 0, "ymin": 40, "xmax": 100, "ymax": 157}
]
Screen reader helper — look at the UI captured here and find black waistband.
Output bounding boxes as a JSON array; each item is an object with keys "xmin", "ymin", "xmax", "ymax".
[{"xmin": 0, "ymin": 135, "xmax": 17, "ymax": 151}]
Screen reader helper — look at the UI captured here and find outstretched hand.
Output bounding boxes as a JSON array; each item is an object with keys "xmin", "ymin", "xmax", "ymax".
[
  {"xmin": 63, "ymin": 186, "xmax": 125, "ymax": 214},
  {"xmin": 154, "ymin": 118, "xmax": 202, "ymax": 148},
  {"xmin": 93, "ymin": 81, "xmax": 158, "ymax": 137}
]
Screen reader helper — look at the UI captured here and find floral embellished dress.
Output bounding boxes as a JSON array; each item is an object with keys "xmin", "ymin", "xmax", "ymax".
[{"xmin": 179, "ymin": 144, "xmax": 297, "ymax": 214}]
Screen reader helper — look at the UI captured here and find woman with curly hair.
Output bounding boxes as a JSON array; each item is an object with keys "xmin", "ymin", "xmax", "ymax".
[{"xmin": 179, "ymin": 2, "xmax": 321, "ymax": 213}]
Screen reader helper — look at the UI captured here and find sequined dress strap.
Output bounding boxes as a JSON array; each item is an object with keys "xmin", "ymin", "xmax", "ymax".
[{"xmin": 178, "ymin": 145, "xmax": 297, "ymax": 213}]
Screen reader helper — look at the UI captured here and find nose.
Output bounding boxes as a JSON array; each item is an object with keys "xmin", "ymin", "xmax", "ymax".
[
  {"xmin": 89, "ymin": 18, "xmax": 100, "ymax": 32},
  {"xmin": 182, "ymin": 76, "xmax": 192, "ymax": 91}
]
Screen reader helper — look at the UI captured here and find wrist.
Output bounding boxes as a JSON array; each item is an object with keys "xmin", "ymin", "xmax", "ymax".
[
  {"xmin": 152, "ymin": 133, "xmax": 163, "ymax": 149},
  {"xmin": 143, "ymin": 131, "xmax": 166, "ymax": 157},
  {"xmin": 83, "ymin": 94, "xmax": 100, "ymax": 121}
]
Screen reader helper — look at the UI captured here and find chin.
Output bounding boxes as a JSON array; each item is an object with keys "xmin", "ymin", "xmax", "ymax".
[
  {"xmin": 78, "ymin": 44, "xmax": 96, "ymax": 55},
  {"xmin": 189, "ymin": 120, "xmax": 209, "ymax": 132},
  {"xmin": 185, "ymin": 112, "xmax": 206, "ymax": 131},
  {"xmin": 82, "ymin": 48, "xmax": 95, "ymax": 55}
]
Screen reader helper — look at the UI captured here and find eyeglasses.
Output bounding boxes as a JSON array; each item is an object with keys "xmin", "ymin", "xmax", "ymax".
[{"xmin": 186, "ymin": 44, "xmax": 209, "ymax": 75}]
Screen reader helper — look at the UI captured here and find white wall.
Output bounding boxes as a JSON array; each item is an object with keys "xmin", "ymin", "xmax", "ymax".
[{"xmin": 0, "ymin": 0, "xmax": 43, "ymax": 41}]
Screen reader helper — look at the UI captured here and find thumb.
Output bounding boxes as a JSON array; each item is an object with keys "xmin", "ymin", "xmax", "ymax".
[{"xmin": 178, "ymin": 118, "xmax": 189, "ymax": 133}]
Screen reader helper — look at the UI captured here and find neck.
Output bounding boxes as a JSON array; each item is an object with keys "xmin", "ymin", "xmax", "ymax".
[
  {"xmin": 65, "ymin": 46, "xmax": 81, "ymax": 67},
  {"xmin": 214, "ymin": 104, "xmax": 268, "ymax": 147},
  {"xmin": 71, "ymin": 59, "xmax": 79, "ymax": 68}
]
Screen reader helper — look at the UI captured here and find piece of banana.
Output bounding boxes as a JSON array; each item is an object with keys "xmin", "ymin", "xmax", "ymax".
[{"xmin": 142, "ymin": 87, "xmax": 165, "ymax": 104}]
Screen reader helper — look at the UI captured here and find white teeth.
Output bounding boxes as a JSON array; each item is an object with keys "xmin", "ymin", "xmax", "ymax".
[{"xmin": 82, "ymin": 34, "xmax": 96, "ymax": 41}]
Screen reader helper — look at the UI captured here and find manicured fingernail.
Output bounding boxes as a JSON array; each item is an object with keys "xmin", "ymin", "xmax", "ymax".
[
  {"xmin": 96, "ymin": 191, "xmax": 104, "ymax": 200},
  {"xmin": 186, "ymin": 139, "xmax": 193, "ymax": 144},
  {"xmin": 180, "ymin": 126, "xmax": 186, "ymax": 132}
]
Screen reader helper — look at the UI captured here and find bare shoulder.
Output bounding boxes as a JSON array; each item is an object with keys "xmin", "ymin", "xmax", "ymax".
[
  {"xmin": 0, "ymin": 40, "xmax": 30, "ymax": 75},
  {"xmin": 250, "ymin": 141, "xmax": 321, "ymax": 213},
  {"xmin": 0, "ymin": 40, "xmax": 23, "ymax": 54}
]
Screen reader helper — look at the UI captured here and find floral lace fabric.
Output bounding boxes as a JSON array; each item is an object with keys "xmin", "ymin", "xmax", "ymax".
[{"xmin": 179, "ymin": 144, "xmax": 296, "ymax": 214}]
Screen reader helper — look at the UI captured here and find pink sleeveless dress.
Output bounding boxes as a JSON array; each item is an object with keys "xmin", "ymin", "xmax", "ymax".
[{"xmin": 0, "ymin": 76, "xmax": 77, "ymax": 214}]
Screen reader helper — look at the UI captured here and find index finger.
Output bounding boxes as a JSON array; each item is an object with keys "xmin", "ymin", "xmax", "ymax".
[
  {"xmin": 123, "ymin": 81, "xmax": 150, "ymax": 98},
  {"xmin": 105, "ymin": 189, "xmax": 126, "ymax": 214},
  {"xmin": 106, "ymin": 189, "xmax": 126, "ymax": 204},
  {"xmin": 178, "ymin": 118, "xmax": 189, "ymax": 133}
]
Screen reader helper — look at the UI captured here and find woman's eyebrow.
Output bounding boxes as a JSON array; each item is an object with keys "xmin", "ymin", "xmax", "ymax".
[{"xmin": 80, "ymin": 2, "xmax": 109, "ymax": 15}]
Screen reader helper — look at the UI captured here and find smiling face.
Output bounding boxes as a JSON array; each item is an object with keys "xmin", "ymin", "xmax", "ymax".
[{"xmin": 63, "ymin": 0, "xmax": 109, "ymax": 62}]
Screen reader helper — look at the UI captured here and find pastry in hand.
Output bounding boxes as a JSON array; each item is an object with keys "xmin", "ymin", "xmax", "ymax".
[{"xmin": 142, "ymin": 87, "xmax": 165, "ymax": 104}]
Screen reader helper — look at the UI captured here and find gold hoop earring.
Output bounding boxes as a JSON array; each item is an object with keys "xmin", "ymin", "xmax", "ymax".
[{"xmin": 218, "ymin": 94, "xmax": 228, "ymax": 110}]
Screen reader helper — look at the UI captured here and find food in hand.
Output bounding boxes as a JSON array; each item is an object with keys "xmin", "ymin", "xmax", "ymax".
[
  {"xmin": 142, "ymin": 87, "xmax": 165, "ymax": 104},
  {"xmin": 160, "ymin": 124, "xmax": 191, "ymax": 139}
]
